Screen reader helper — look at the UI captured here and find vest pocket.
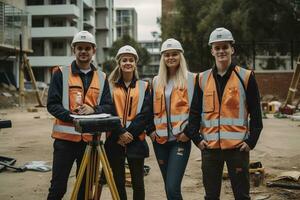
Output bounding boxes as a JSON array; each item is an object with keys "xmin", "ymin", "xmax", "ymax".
[
  {"xmin": 89, "ymin": 87, "xmax": 100, "ymax": 101},
  {"xmin": 204, "ymin": 91, "xmax": 215, "ymax": 113},
  {"xmin": 224, "ymin": 87, "xmax": 239, "ymax": 110}
]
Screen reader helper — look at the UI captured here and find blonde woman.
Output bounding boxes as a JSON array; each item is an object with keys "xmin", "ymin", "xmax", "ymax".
[
  {"xmin": 105, "ymin": 45, "xmax": 151, "ymax": 200},
  {"xmin": 147, "ymin": 38, "xmax": 196, "ymax": 200}
]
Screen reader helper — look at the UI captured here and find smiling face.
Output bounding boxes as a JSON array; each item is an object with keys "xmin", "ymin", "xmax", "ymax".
[
  {"xmin": 163, "ymin": 50, "xmax": 181, "ymax": 71},
  {"xmin": 119, "ymin": 54, "xmax": 136, "ymax": 75},
  {"xmin": 73, "ymin": 42, "xmax": 96, "ymax": 67},
  {"xmin": 211, "ymin": 41, "xmax": 234, "ymax": 71}
]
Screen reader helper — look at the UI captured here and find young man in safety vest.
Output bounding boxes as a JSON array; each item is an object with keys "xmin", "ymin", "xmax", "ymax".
[
  {"xmin": 46, "ymin": 31, "xmax": 125, "ymax": 200},
  {"xmin": 184, "ymin": 27, "xmax": 263, "ymax": 199}
]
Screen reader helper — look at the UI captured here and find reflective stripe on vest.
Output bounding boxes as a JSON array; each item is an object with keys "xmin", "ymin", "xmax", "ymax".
[
  {"xmin": 200, "ymin": 69, "xmax": 211, "ymax": 126},
  {"xmin": 110, "ymin": 80, "xmax": 146, "ymax": 128},
  {"xmin": 62, "ymin": 66, "xmax": 105, "ymax": 109},
  {"xmin": 154, "ymin": 113, "xmax": 189, "ymax": 125},
  {"xmin": 53, "ymin": 124, "xmax": 81, "ymax": 136},
  {"xmin": 202, "ymin": 118, "xmax": 248, "ymax": 127},
  {"xmin": 153, "ymin": 72, "xmax": 195, "ymax": 138},
  {"xmin": 54, "ymin": 66, "xmax": 105, "ymax": 141},
  {"xmin": 203, "ymin": 132, "xmax": 249, "ymax": 141},
  {"xmin": 156, "ymin": 126, "xmax": 182, "ymax": 137},
  {"xmin": 126, "ymin": 81, "xmax": 147, "ymax": 127},
  {"xmin": 200, "ymin": 66, "xmax": 251, "ymax": 148},
  {"xmin": 200, "ymin": 67, "xmax": 248, "ymax": 127}
]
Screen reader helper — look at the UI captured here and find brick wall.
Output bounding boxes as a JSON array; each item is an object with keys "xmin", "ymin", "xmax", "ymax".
[{"xmin": 255, "ymin": 71, "xmax": 300, "ymax": 100}]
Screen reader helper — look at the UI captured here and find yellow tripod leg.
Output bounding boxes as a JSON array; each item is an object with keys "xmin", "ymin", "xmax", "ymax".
[
  {"xmin": 93, "ymin": 149, "xmax": 101, "ymax": 199},
  {"xmin": 70, "ymin": 145, "xmax": 91, "ymax": 200},
  {"xmin": 97, "ymin": 146, "xmax": 120, "ymax": 200},
  {"xmin": 85, "ymin": 147, "xmax": 92, "ymax": 200}
]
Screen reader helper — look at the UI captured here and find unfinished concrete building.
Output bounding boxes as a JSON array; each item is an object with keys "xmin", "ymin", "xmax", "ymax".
[{"xmin": 0, "ymin": 0, "xmax": 31, "ymax": 88}]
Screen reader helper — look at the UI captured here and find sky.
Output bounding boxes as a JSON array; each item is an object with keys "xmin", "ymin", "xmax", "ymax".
[{"xmin": 114, "ymin": 0, "xmax": 161, "ymax": 41}]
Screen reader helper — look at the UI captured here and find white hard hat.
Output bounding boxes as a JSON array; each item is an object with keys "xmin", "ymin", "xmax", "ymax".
[
  {"xmin": 160, "ymin": 38, "xmax": 184, "ymax": 54},
  {"xmin": 116, "ymin": 45, "xmax": 139, "ymax": 61},
  {"xmin": 208, "ymin": 27, "xmax": 235, "ymax": 45},
  {"xmin": 71, "ymin": 31, "xmax": 96, "ymax": 47}
]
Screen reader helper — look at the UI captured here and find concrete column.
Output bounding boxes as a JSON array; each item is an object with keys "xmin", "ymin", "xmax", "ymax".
[
  {"xmin": 67, "ymin": 40, "xmax": 72, "ymax": 56},
  {"xmin": 44, "ymin": 39, "xmax": 50, "ymax": 56},
  {"xmin": 45, "ymin": 67, "xmax": 51, "ymax": 84},
  {"xmin": 78, "ymin": 0, "xmax": 83, "ymax": 30}
]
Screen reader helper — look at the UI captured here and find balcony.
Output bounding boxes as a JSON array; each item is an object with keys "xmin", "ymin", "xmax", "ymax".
[
  {"xmin": 84, "ymin": 15, "xmax": 95, "ymax": 28},
  {"xmin": 26, "ymin": 4, "xmax": 80, "ymax": 17},
  {"xmin": 83, "ymin": 0, "xmax": 94, "ymax": 9},
  {"xmin": 96, "ymin": 0, "xmax": 109, "ymax": 9},
  {"xmin": 31, "ymin": 27, "xmax": 78, "ymax": 38},
  {"xmin": 28, "ymin": 56, "xmax": 74, "ymax": 67}
]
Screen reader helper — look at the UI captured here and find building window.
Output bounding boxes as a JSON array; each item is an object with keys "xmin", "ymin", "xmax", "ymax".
[
  {"xmin": 70, "ymin": 20, "xmax": 77, "ymax": 27},
  {"xmin": 117, "ymin": 27, "xmax": 122, "ymax": 38},
  {"xmin": 26, "ymin": 0, "xmax": 44, "ymax": 5},
  {"xmin": 49, "ymin": 17, "xmax": 65, "ymax": 27},
  {"xmin": 32, "ymin": 68, "xmax": 45, "ymax": 82},
  {"xmin": 153, "ymin": 55, "xmax": 161, "ymax": 63},
  {"xmin": 32, "ymin": 17, "xmax": 44, "ymax": 27},
  {"xmin": 70, "ymin": 0, "xmax": 77, "ymax": 5},
  {"xmin": 51, "ymin": 40, "xmax": 66, "ymax": 56},
  {"xmin": 32, "ymin": 40, "xmax": 44, "ymax": 56},
  {"xmin": 51, "ymin": 0, "xmax": 66, "ymax": 5}
]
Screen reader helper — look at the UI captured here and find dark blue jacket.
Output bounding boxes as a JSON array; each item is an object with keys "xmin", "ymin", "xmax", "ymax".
[
  {"xmin": 105, "ymin": 76, "xmax": 151, "ymax": 158},
  {"xmin": 184, "ymin": 63, "xmax": 263, "ymax": 149},
  {"xmin": 47, "ymin": 60, "xmax": 126, "ymax": 137}
]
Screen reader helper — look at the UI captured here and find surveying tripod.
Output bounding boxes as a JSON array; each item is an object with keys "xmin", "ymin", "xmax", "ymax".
[{"xmin": 71, "ymin": 117, "xmax": 120, "ymax": 200}]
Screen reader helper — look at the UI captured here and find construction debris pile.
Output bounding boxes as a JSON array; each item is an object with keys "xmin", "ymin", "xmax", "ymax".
[
  {"xmin": 0, "ymin": 82, "xmax": 48, "ymax": 108},
  {"xmin": 261, "ymin": 96, "xmax": 300, "ymax": 121}
]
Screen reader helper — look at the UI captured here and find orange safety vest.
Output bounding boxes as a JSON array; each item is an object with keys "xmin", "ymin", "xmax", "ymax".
[
  {"xmin": 153, "ymin": 72, "xmax": 196, "ymax": 144},
  {"xmin": 199, "ymin": 65, "xmax": 251, "ymax": 149},
  {"xmin": 110, "ymin": 80, "xmax": 148, "ymax": 141},
  {"xmin": 51, "ymin": 65, "xmax": 106, "ymax": 142}
]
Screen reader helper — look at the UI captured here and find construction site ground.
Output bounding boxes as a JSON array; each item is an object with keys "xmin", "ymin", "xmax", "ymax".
[{"xmin": 0, "ymin": 107, "xmax": 300, "ymax": 200}]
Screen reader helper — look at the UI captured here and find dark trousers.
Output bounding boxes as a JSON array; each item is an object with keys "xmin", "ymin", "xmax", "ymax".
[
  {"xmin": 104, "ymin": 139, "xmax": 146, "ymax": 200},
  {"xmin": 201, "ymin": 149, "xmax": 250, "ymax": 200},
  {"xmin": 47, "ymin": 139, "xmax": 87, "ymax": 200},
  {"xmin": 152, "ymin": 140, "xmax": 191, "ymax": 200}
]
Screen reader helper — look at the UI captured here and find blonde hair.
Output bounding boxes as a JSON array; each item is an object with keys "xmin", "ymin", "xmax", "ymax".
[
  {"xmin": 156, "ymin": 52, "xmax": 188, "ymax": 89},
  {"xmin": 108, "ymin": 55, "xmax": 139, "ymax": 87}
]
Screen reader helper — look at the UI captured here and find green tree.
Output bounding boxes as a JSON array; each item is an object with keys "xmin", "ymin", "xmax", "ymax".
[
  {"xmin": 102, "ymin": 35, "xmax": 151, "ymax": 74},
  {"xmin": 163, "ymin": 0, "xmax": 300, "ymax": 72}
]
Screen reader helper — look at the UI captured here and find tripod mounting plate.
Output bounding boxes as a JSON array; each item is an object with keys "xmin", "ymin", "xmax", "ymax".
[{"xmin": 73, "ymin": 116, "xmax": 120, "ymax": 133}]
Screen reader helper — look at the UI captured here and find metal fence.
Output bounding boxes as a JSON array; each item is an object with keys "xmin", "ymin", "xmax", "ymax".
[
  {"xmin": 196, "ymin": 40, "xmax": 300, "ymax": 72},
  {"xmin": 0, "ymin": 1, "xmax": 31, "ymax": 50}
]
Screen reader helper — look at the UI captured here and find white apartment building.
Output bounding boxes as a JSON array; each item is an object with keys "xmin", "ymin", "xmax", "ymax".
[
  {"xmin": 26, "ymin": 0, "xmax": 114, "ymax": 84},
  {"xmin": 139, "ymin": 40, "xmax": 161, "ymax": 77},
  {"xmin": 115, "ymin": 8, "xmax": 137, "ymax": 40}
]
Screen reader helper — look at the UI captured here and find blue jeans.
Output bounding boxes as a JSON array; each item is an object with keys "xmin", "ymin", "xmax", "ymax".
[{"xmin": 152, "ymin": 140, "xmax": 191, "ymax": 200}]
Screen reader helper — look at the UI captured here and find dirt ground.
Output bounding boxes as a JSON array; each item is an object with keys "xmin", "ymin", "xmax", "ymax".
[{"xmin": 0, "ymin": 107, "xmax": 300, "ymax": 200}]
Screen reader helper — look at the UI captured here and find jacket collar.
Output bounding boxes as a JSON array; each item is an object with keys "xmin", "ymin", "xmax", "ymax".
[
  {"xmin": 212, "ymin": 63, "xmax": 235, "ymax": 78},
  {"xmin": 116, "ymin": 75, "xmax": 138, "ymax": 89},
  {"xmin": 71, "ymin": 60, "xmax": 96, "ymax": 75}
]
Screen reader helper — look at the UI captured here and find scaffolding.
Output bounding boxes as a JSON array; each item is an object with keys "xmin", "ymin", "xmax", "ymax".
[
  {"xmin": 0, "ymin": 1, "xmax": 31, "ymax": 52},
  {"xmin": 0, "ymin": 1, "xmax": 40, "ymax": 107}
]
